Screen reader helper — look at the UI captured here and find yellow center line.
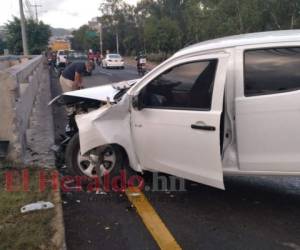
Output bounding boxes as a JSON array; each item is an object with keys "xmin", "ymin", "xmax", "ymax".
[{"xmin": 125, "ymin": 187, "xmax": 182, "ymax": 250}]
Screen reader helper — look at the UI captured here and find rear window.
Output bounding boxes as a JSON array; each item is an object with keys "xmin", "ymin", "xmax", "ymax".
[
  {"xmin": 69, "ymin": 52, "xmax": 87, "ymax": 58},
  {"xmin": 109, "ymin": 54, "xmax": 121, "ymax": 59},
  {"xmin": 244, "ymin": 47, "xmax": 300, "ymax": 96}
]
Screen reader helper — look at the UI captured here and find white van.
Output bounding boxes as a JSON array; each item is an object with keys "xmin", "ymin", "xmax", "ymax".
[{"xmin": 52, "ymin": 30, "xmax": 300, "ymax": 189}]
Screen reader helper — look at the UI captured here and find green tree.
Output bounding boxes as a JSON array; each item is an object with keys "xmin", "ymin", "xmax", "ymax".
[
  {"xmin": 0, "ymin": 38, "xmax": 7, "ymax": 54},
  {"xmin": 261, "ymin": 0, "xmax": 300, "ymax": 29},
  {"xmin": 144, "ymin": 17, "xmax": 181, "ymax": 54},
  {"xmin": 99, "ymin": 0, "xmax": 139, "ymax": 55},
  {"xmin": 93, "ymin": 0, "xmax": 300, "ymax": 58},
  {"xmin": 71, "ymin": 25, "xmax": 100, "ymax": 51},
  {"xmin": 5, "ymin": 17, "xmax": 51, "ymax": 55}
]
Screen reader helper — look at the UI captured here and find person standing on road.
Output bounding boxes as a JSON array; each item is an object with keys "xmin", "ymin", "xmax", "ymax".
[
  {"xmin": 135, "ymin": 52, "xmax": 147, "ymax": 76},
  {"xmin": 59, "ymin": 61, "xmax": 93, "ymax": 93}
]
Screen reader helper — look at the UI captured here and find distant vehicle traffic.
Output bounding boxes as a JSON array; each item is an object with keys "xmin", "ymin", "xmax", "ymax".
[
  {"xmin": 67, "ymin": 51, "xmax": 95, "ymax": 76},
  {"xmin": 67, "ymin": 51, "xmax": 88, "ymax": 63},
  {"xmin": 56, "ymin": 50, "xmax": 68, "ymax": 67},
  {"xmin": 136, "ymin": 55, "xmax": 147, "ymax": 76},
  {"xmin": 102, "ymin": 54, "xmax": 124, "ymax": 69}
]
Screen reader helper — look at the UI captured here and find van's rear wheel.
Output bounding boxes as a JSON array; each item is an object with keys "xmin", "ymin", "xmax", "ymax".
[{"xmin": 65, "ymin": 133, "xmax": 125, "ymax": 178}]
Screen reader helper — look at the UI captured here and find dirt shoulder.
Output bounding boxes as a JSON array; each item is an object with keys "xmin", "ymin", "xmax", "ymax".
[{"xmin": 0, "ymin": 167, "xmax": 65, "ymax": 250}]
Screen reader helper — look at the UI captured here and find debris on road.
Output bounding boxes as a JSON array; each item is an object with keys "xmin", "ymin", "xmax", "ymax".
[
  {"xmin": 125, "ymin": 204, "xmax": 134, "ymax": 212},
  {"xmin": 96, "ymin": 190, "xmax": 107, "ymax": 195},
  {"xmin": 20, "ymin": 201, "xmax": 54, "ymax": 213},
  {"xmin": 127, "ymin": 192, "xmax": 141, "ymax": 197}
]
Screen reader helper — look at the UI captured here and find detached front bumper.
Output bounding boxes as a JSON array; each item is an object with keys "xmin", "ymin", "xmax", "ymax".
[{"xmin": 75, "ymin": 105, "xmax": 112, "ymax": 155}]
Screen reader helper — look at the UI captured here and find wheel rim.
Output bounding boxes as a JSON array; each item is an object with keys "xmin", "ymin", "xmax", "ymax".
[{"xmin": 77, "ymin": 146, "xmax": 117, "ymax": 177}]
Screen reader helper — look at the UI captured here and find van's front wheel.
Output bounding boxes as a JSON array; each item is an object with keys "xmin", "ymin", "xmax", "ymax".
[{"xmin": 65, "ymin": 133, "xmax": 126, "ymax": 178}]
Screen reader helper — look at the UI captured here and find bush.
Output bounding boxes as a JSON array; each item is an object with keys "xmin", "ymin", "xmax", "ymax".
[{"xmin": 146, "ymin": 52, "xmax": 171, "ymax": 63}]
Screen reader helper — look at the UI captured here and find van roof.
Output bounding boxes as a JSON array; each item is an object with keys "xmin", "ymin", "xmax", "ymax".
[{"xmin": 174, "ymin": 30, "xmax": 300, "ymax": 57}]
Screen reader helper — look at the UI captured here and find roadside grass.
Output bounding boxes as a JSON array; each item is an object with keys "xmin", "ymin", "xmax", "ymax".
[{"xmin": 0, "ymin": 167, "xmax": 57, "ymax": 250}]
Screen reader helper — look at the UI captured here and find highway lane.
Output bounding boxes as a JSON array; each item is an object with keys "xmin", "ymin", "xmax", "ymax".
[{"xmin": 83, "ymin": 64, "xmax": 140, "ymax": 88}]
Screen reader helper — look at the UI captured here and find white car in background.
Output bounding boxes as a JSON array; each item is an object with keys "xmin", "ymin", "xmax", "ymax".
[
  {"xmin": 56, "ymin": 50, "xmax": 68, "ymax": 67},
  {"xmin": 102, "ymin": 53, "xmax": 125, "ymax": 69}
]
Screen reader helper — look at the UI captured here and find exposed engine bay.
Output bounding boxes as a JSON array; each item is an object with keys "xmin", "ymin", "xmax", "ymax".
[{"xmin": 50, "ymin": 79, "xmax": 139, "ymax": 177}]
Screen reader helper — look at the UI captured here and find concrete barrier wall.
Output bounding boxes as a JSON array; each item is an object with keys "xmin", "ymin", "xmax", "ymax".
[
  {"xmin": 0, "ymin": 55, "xmax": 49, "ymax": 162},
  {"xmin": 0, "ymin": 55, "xmax": 25, "ymax": 71}
]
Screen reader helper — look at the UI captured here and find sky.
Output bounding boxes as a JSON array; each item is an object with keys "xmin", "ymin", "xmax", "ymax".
[{"xmin": 1, "ymin": 0, "xmax": 138, "ymax": 29}]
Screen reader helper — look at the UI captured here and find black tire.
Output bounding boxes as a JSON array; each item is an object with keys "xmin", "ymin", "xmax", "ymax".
[{"xmin": 65, "ymin": 133, "xmax": 127, "ymax": 178}]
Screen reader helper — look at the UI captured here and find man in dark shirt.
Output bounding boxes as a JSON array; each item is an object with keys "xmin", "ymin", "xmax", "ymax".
[{"xmin": 59, "ymin": 61, "xmax": 93, "ymax": 92}]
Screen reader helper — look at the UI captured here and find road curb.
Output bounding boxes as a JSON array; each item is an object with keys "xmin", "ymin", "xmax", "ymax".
[
  {"xmin": 46, "ymin": 67, "xmax": 67, "ymax": 250},
  {"xmin": 51, "ymin": 189, "xmax": 67, "ymax": 250}
]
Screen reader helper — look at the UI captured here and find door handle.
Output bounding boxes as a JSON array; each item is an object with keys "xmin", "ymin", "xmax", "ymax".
[{"xmin": 191, "ymin": 124, "xmax": 216, "ymax": 131}]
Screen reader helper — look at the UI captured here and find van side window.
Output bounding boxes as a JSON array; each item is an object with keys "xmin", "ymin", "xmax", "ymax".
[
  {"xmin": 141, "ymin": 60, "xmax": 218, "ymax": 110},
  {"xmin": 244, "ymin": 47, "xmax": 300, "ymax": 96}
]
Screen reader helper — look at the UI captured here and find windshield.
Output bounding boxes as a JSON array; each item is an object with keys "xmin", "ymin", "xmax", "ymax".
[
  {"xmin": 68, "ymin": 52, "xmax": 87, "ymax": 58},
  {"xmin": 108, "ymin": 54, "xmax": 121, "ymax": 59},
  {"xmin": 58, "ymin": 51, "xmax": 66, "ymax": 55}
]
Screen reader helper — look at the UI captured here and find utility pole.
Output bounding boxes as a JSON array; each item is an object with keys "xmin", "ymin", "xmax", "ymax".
[
  {"xmin": 19, "ymin": 0, "xmax": 29, "ymax": 56},
  {"xmin": 112, "ymin": 19, "xmax": 119, "ymax": 54},
  {"xmin": 25, "ymin": 0, "xmax": 34, "ymax": 19},
  {"xmin": 31, "ymin": 3, "xmax": 42, "ymax": 22},
  {"xmin": 99, "ymin": 23, "xmax": 103, "ymax": 56},
  {"xmin": 116, "ymin": 32, "xmax": 119, "ymax": 54}
]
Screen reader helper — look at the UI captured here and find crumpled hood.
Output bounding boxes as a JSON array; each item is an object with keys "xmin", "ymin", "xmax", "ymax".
[{"xmin": 49, "ymin": 78, "xmax": 139, "ymax": 105}]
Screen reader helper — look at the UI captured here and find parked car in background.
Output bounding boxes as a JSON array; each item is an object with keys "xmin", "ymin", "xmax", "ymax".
[
  {"xmin": 51, "ymin": 30, "xmax": 300, "ymax": 190},
  {"xmin": 102, "ymin": 53, "xmax": 124, "ymax": 69},
  {"xmin": 47, "ymin": 51, "xmax": 57, "ymax": 66},
  {"xmin": 56, "ymin": 50, "xmax": 68, "ymax": 67},
  {"xmin": 67, "ymin": 51, "xmax": 95, "ymax": 76},
  {"xmin": 67, "ymin": 51, "xmax": 88, "ymax": 64}
]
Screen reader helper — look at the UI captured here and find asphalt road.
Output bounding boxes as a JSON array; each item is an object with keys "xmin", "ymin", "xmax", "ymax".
[
  {"xmin": 84, "ymin": 64, "xmax": 140, "ymax": 87},
  {"xmin": 51, "ymin": 64, "xmax": 300, "ymax": 250}
]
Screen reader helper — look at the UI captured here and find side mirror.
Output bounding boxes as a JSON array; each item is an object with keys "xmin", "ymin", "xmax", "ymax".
[{"xmin": 132, "ymin": 95, "xmax": 143, "ymax": 110}]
